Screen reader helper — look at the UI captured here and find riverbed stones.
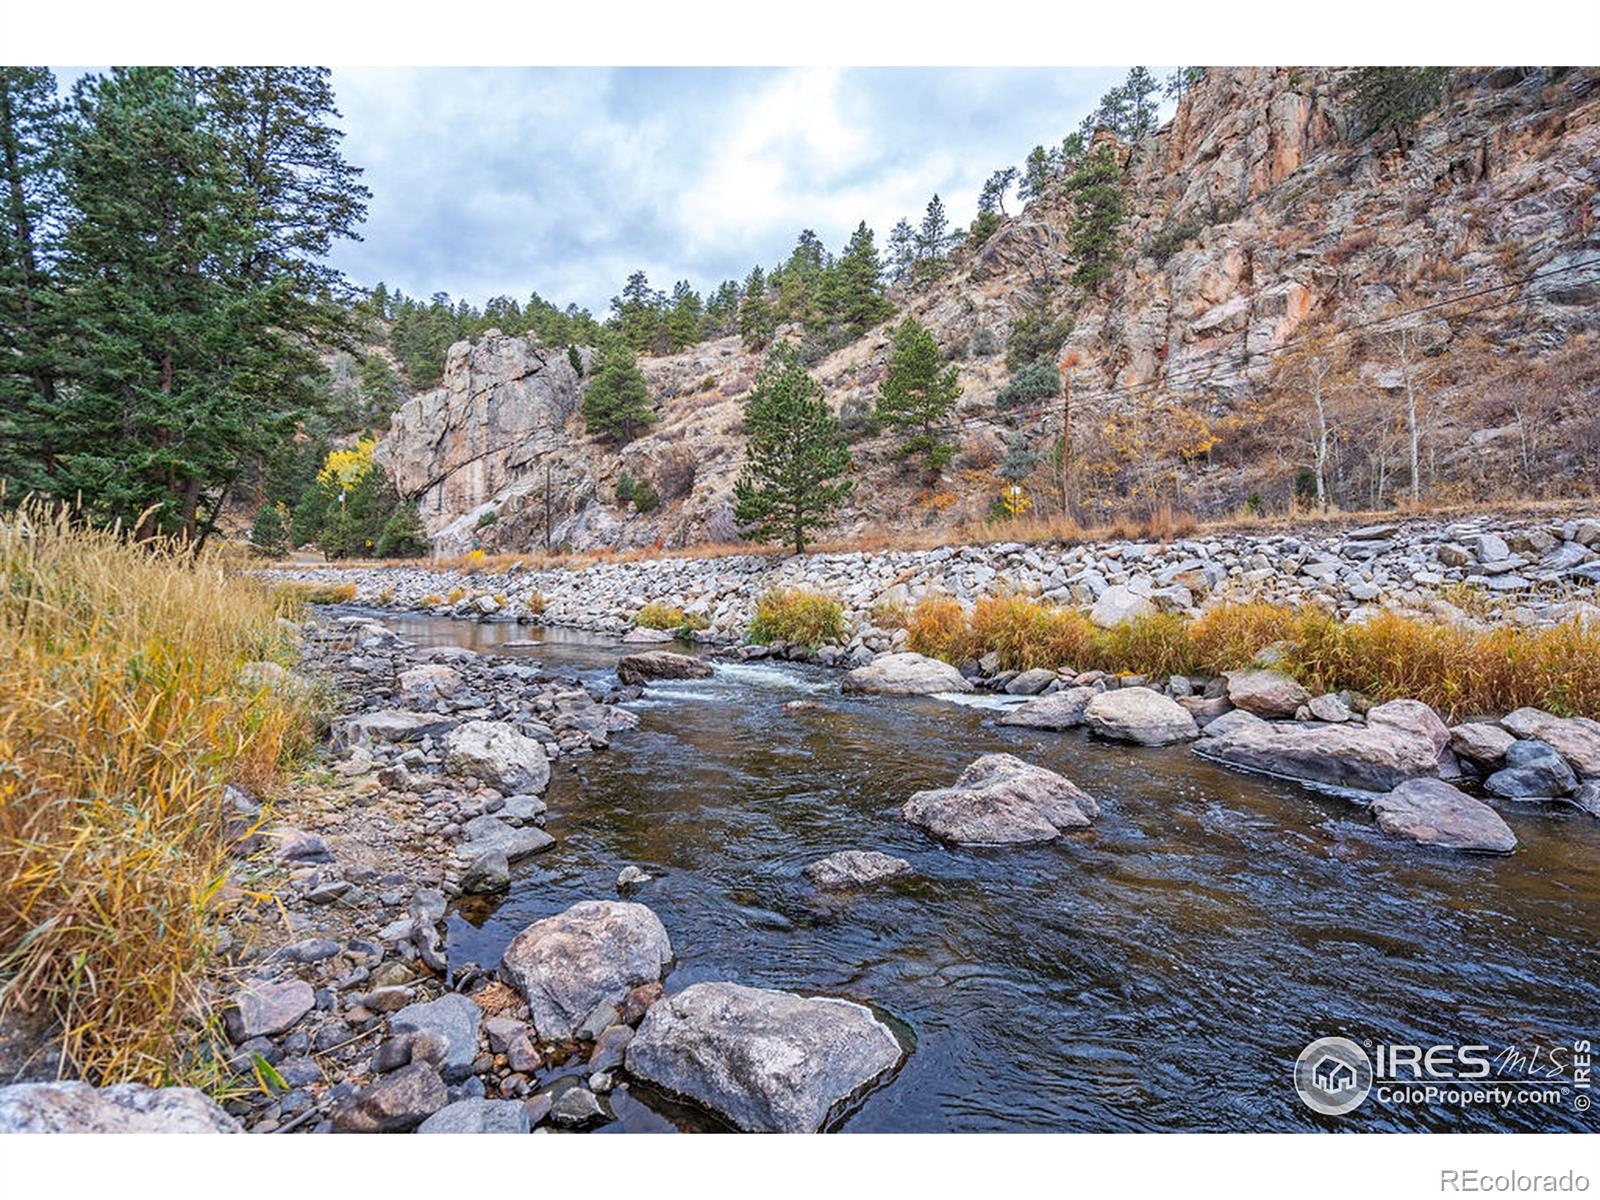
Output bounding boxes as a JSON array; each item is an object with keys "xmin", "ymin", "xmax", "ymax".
[
  {"xmin": 625, "ymin": 982, "xmax": 903, "ymax": 1133},
  {"xmin": 840, "ymin": 652, "xmax": 973, "ymax": 696},
  {"xmin": 224, "ymin": 978, "xmax": 314, "ymax": 1043},
  {"xmin": 396, "ymin": 663, "xmax": 465, "ymax": 706},
  {"xmin": 330, "ymin": 1062, "xmax": 448, "ymax": 1132},
  {"xmin": 389, "ymin": 993, "xmax": 482, "ymax": 1083},
  {"xmin": 497, "ymin": 901, "xmax": 674, "ymax": 1042},
  {"xmin": 417, "ymin": 1097, "xmax": 530, "ymax": 1134},
  {"xmin": 1088, "ymin": 585, "xmax": 1157, "ymax": 628},
  {"xmin": 461, "ymin": 813, "xmax": 555, "ymax": 862},
  {"xmin": 333, "ymin": 708, "xmax": 457, "ymax": 751},
  {"xmin": 549, "ymin": 1085, "xmax": 608, "ymax": 1128},
  {"xmin": 461, "ymin": 850, "xmax": 511, "ymax": 894},
  {"xmin": 1083, "ymin": 687, "xmax": 1200, "ymax": 746},
  {"xmin": 999, "ymin": 686, "xmax": 1095, "ymax": 729},
  {"xmin": 622, "ymin": 626, "xmax": 675, "ymax": 644},
  {"xmin": 1485, "ymin": 740, "xmax": 1579, "ymax": 799},
  {"xmin": 616, "ymin": 650, "xmax": 713, "ymax": 685},
  {"xmin": 1449, "ymin": 722, "xmax": 1517, "ymax": 766},
  {"xmin": 1498, "ymin": 709, "xmax": 1600, "ymax": 778},
  {"xmin": 1224, "ymin": 669, "xmax": 1311, "ymax": 717},
  {"xmin": 1196, "ymin": 715, "xmax": 1446, "ymax": 793},
  {"xmin": 803, "ymin": 850, "xmax": 913, "ymax": 890},
  {"xmin": 1004, "ymin": 668, "xmax": 1056, "ymax": 695},
  {"xmin": 444, "ymin": 720, "xmax": 551, "ymax": 793},
  {"xmin": 902, "ymin": 753, "xmax": 1099, "ymax": 845},
  {"xmin": 0, "ymin": 1082, "xmax": 242, "ymax": 1133},
  {"xmin": 1370, "ymin": 779, "xmax": 1518, "ymax": 853}
]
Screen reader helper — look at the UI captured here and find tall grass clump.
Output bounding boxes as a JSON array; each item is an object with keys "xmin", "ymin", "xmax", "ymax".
[
  {"xmin": 904, "ymin": 592, "xmax": 1600, "ymax": 718},
  {"xmin": 747, "ymin": 587, "xmax": 847, "ymax": 648},
  {"xmin": 0, "ymin": 502, "xmax": 318, "ymax": 1085},
  {"xmin": 635, "ymin": 601, "xmax": 709, "ymax": 633}
]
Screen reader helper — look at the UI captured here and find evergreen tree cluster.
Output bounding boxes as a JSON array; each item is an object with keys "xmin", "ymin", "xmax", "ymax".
[{"xmin": 0, "ymin": 66, "xmax": 372, "ymax": 542}]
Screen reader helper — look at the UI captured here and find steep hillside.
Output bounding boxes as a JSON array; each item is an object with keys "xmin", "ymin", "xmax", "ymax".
[{"xmin": 379, "ymin": 66, "xmax": 1600, "ymax": 555}]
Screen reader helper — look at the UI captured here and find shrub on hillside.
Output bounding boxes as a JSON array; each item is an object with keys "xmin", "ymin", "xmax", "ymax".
[
  {"xmin": 748, "ymin": 588, "xmax": 847, "ymax": 648},
  {"xmin": 996, "ymin": 359, "xmax": 1060, "ymax": 410}
]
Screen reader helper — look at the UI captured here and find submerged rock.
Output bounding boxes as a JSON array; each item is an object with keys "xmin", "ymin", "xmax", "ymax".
[
  {"xmin": 1370, "ymin": 779, "xmax": 1517, "ymax": 853},
  {"xmin": 0, "ymin": 1082, "xmax": 241, "ymax": 1133},
  {"xmin": 616, "ymin": 650, "xmax": 712, "ymax": 685},
  {"xmin": 498, "ymin": 900, "xmax": 674, "ymax": 1042},
  {"xmin": 998, "ymin": 686, "xmax": 1095, "ymax": 730},
  {"xmin": 1083, "ymin": 687, "xmax": 1199, "ymax": 746},
  {"xmin": 625, "ymin": 982, "xmax": 904, "ymax": 1133},
  {"xmin": 840, "ymin": 652, "xmax": 973, "ymax": 696},
  {"xmin": 901, "ymin": 753, "xmax": 1099, "ymax": 845},
  {"xmin": 803, "ymin": 850, "xmax": 913, "ymax": 890},
  {"xmin": 443, "ymin": 720, "xmax": 551, "ymax": 793}
]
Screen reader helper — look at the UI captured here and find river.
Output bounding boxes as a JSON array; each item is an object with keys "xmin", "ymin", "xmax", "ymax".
[{"xmin": 375, "ymin": 611, "xmax": 1600, "ymax": 1133}]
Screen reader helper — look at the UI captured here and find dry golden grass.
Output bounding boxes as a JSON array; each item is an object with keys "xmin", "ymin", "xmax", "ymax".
[
  {"xmin": 906, "ymin": 594, "xmax": 1600, "ymax": 718},
  {"xmin": 0, "ymin": 502, "xmax": 318, "ymax": 1085},
  {"xmin": 634, "ymin": 601, "xmax": 707, "ymax": 632},
  {"xmin": 747, "ymin": 588, "xmax": 847, "ymax": 648}
]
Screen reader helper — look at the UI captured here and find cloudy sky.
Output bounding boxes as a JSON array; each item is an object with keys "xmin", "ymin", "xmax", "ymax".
[
  {"xmin": 58, "ymin": 66, "xmax": 1152, "ymax": 314},
  {"xmin": 328, "ymin": 67, "xmax": 1160, "ymax": 314}
]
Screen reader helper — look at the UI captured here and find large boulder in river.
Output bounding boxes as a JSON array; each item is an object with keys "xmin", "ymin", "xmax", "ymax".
[
  {"xmin": 625, "ymin": 982, "xmax": 904, "ymax": 1133},
  {"xmin": 840, "ymin": 652, "xmax": 973, "ymax": 696},
  {"xmin": 1196, "ymin": 711, "xmax": 1445, "ymax": 793},
  {"xmin": 1485, "ymin": 739, "xmax": 1578, "ymax": 799},
  {"xmin": 1224, "ymin": 669, "xmax": 1311, "ymax": 718},
  {"xmin": 616, "ymin": 650, "xmax": 713, "ymax": 686},
  {"xmin": 1365, "ymin": 699, "xmax": 1451, "ymax": 757},
  {"xmin": 1083, "ymin": 687, "xmax": 1199, "ymax": 746},
  {"xmin": 1370, "ymin": 779, "xmax": 1517, "ymax": 854},
  {"xmin": 443, "ymin": 720, "xmax": 550, "ymax": 793},
  {"xmin": 498, "ymin": 901, "xmax": 673, "ymax": 1041},
  {"xmin": 999, "ymin": 686, "xmax": 1095, "ymax": 730},
  {"xmin": 0, "ymin": 1082, "xmax": 241, "ymax": 1133},
  {"xmin": 803, "ymin": 850, "xmax": 913, "ymax": 890},
  {"xmin": 902, "ymin": 753, "xmax": 1099, "ymax": 845}
]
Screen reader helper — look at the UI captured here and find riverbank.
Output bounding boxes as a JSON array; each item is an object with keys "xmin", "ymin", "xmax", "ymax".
[{"xmin": 266, "ymin": 512, "xmax": 1600, "ymax": 642}]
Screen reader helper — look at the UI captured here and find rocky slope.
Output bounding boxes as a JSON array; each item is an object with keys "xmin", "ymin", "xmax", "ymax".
[{"xmin": 378, "ymin": 66, "xmax": 1600, "ymax": 555}]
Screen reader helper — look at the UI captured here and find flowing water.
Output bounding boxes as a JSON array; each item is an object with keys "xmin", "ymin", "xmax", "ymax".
[{"xmin": 378, "ymin": 612, "xmax": 1600, "ymax": 1133}]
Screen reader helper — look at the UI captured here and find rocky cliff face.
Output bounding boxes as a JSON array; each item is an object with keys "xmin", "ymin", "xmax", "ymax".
[{"xmin": 378, "ymin": 66, "xmax": 1600, "ymax": 555}]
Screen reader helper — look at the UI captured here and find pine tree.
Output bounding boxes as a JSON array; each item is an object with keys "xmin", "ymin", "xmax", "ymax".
[
  {"xmin": 1019, "ymin": 145, "xmax": 1053, "ymax": 202},
  {"xmin": 738, "ymin": 265, "xmax": 776, "ymax": 349},
  {"xmin": 980, "ymin": 166, "xmax": 1018, "ymax": 217},
  {"xmin": 1344, "ymin": 67, "xmax": 1450, "ymax": 152},
  {"xmin": 916, "ymin": 193, "xmax": 951, "ymax": 260},
  {"xmin": 873, "ymin": 316, "xmax": 962, "ymax": 467},
  {"xmin": 665, "ymin": 280, "xmax": 703, "ymax": 351},
  {"xmin": 582, "ymin": 335, "xmax": 654, "ymax": 442},
  {"xmin": 704, "ymin": 279, "xmax": 741, "ymax": 337},
  {"xmin": 826, "ymin": 221, "xmax": 893, "ymax": 334},
  {"xmin": 610, "ymin": 269, "xmax": 666, "ymax": 353},
  {"xmin": 249, "ymin": 502, "xmax": 289, "ymax": 557},
  {"xmin": 376, "ymin": 499, "xmax": 428, "ymax": 557},
  {"xmin": 1121, "ymin": 67, "xmax": 1161, "ymax": 139},
  {"xmin": 1066, "ymin": 145, "xmax": 1126, "ymax": 291},
  {"xmin": 886, "ymin": 218, "xmax": 916, "ymax": 286},
  {"xmin": 732, "ymin": 343, "xmax": 852, "ymax": 554},
  {"xmin": 0, "ymin": 67, "xmax": 63, "ymax": 494}
]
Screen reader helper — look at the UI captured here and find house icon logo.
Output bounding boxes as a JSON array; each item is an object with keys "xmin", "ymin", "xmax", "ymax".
[{"xmin": 1295, "ymin": 1037, "xmax": 1374, "ymax": 1116}]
